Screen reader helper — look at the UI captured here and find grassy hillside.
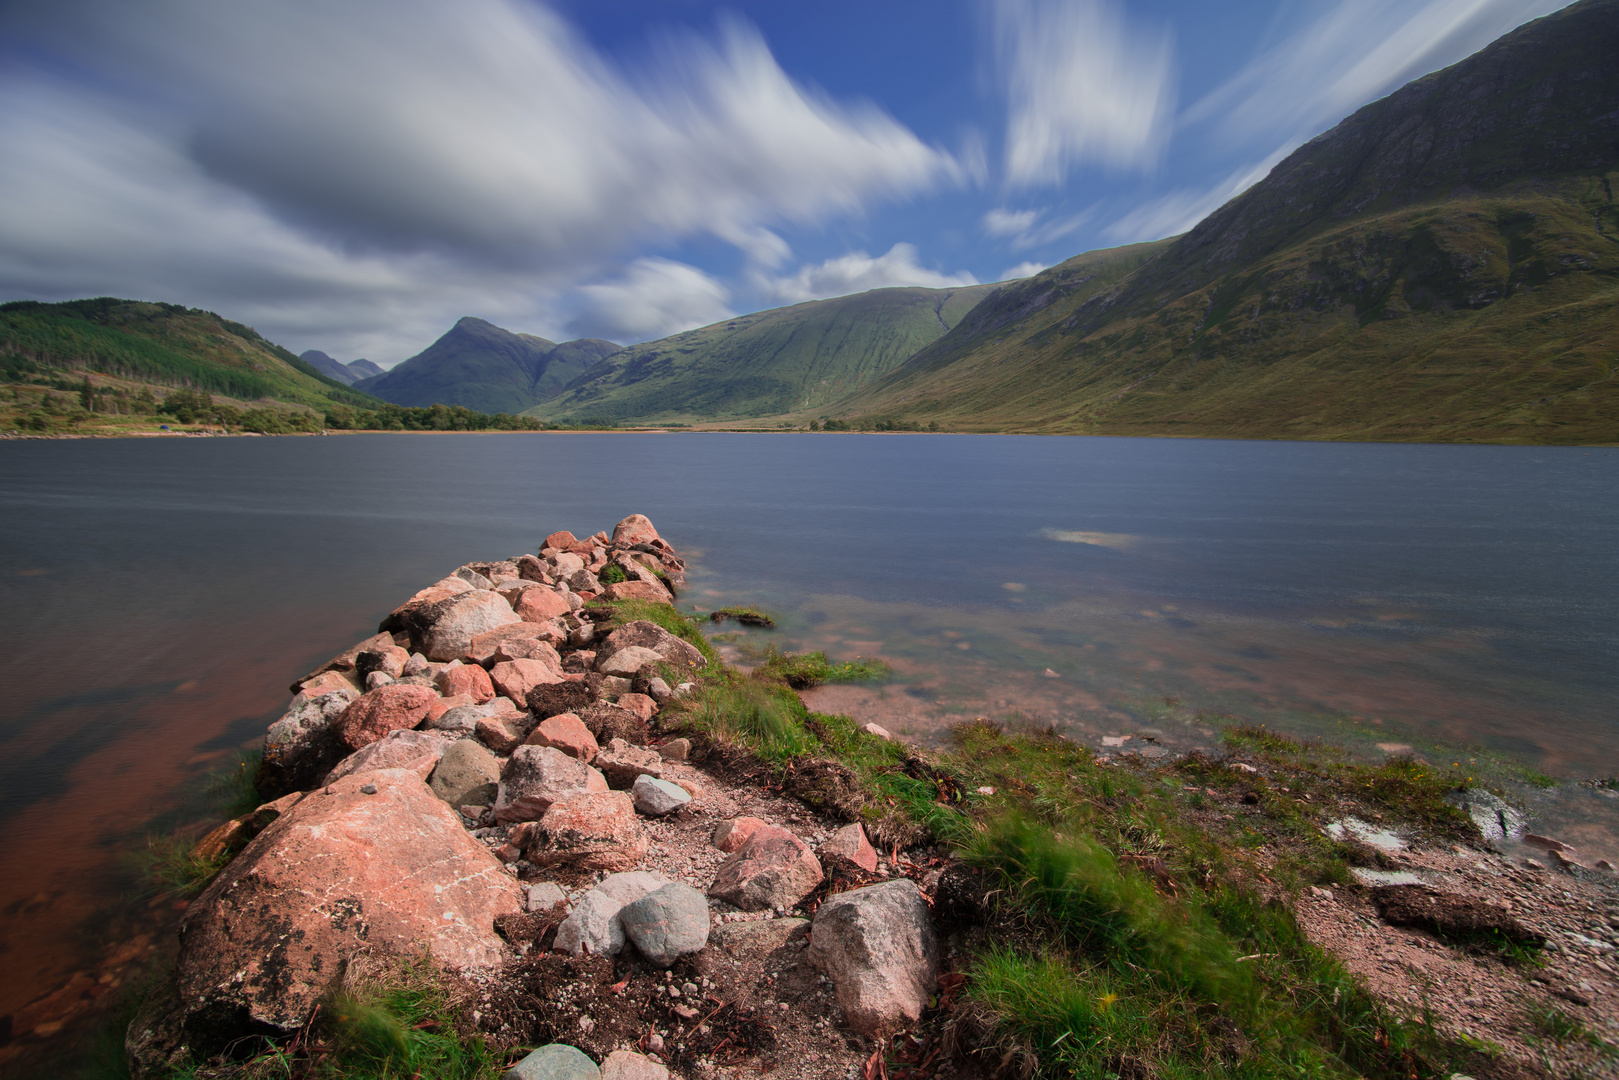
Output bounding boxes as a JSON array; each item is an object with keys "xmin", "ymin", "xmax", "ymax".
[
  {"xmin": 829, "ymin": 0, "xmax": 1619, "ymax": 444},
  {"xmin": 0, "ymin": 298, "xmax": 378, "ymax": 411},
  {"xmin": 527, "ymin": 283, "xmax": 1000, "ymax": 424},
  {"xmin": 355, "ymin": 317, "xmax": 619, "ymax": 414}
]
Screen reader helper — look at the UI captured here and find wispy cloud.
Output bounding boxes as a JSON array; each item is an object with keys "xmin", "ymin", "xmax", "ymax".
[
  {"xmin": 0, "ymin": 0, "xmax": 959, "ymax": 361},
  {"xmin": 981, "ymin": 205, "xmax": 1094, "ymax": 250},
  {"xmin": 990, "ymin": 0, "xmax": 1177, "ymax": 186},
  {"xmin": 998, "ymin": 261, "xmax": 1049, "ymax": 281},
  {"xmin": 568, "ymin": 258, "xmax": 734, "ymax": 343},
  {"xmin": 755, "ymin": 243, "xmax": 978, "ymax": 305},
  {"xmin": 1101, "ymin": 152, "xmax": 1285, "ymax": 244}
]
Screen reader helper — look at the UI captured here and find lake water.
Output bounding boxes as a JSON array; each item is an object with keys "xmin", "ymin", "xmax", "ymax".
[{"xmin": 1, "ymin": 432, "xmax": 1616, "ymax": 1057}]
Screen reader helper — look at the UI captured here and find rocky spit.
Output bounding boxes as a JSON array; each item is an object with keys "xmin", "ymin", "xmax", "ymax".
[{"xmin": 123, "ymin": 515, "xmax": 942, "ymax": 1080}]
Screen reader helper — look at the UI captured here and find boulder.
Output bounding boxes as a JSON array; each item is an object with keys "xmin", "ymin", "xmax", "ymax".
[
  {"xmin": 553, "ymin": 888, "xmax": 626, "ymax": 957},
  {"xmin": 422, "ymin": 591, "xmax": 520, "ymax": 662},
  {"xmin": 525, "ymin": 712, "xmax": 599, "ymax": 761},
  {"xmin": 711, "ymin": 817, "xmax": 768, "ymax": 853},
  {"xmin": 808, "ymin": 879, "xmax": 940, "ymax": 1036},
  {"xmin": 288, "ymin": 631, "xmax": 395, "ymax": 693},
  {"xmin": 820, "ymin": 823, "xmax": 879, "ymax": 873},
  {"xmin": 594, "ymin": 738, "xmax": 664, "ymax": 789},
  {"xmin": 260, "ymin": 689, "xmax": 358, "ymax": 797},
  {"xmin": 494, "ymin": 632, "xmax": 569, "ymax": 662},
  {"xmin": 565, "ymin": 568, "xmax": 601, "ymax": 594},
  {"xmin": 455, "ymin": 566, "xmax": 495, "ymax": 590},
  {"xmin": 544, "ymin": 530, "xmax": 579, "ymax": 550},
  {"xmin": 645, "ymin": 678, "xmax": 673, "ymax": 704},
  {"xmin": 516, "ymin": 588, "xmax": 573, "ymax": 623},
  {"xmin": 168, "ymin": 770, "xmax": 519, "ymax": 1042},
  {"xmin": 438, "ymin": 663, "xmax": 496, "ymax": 703},
  {"xmin": 618, "ymin": 883, "xmax": 709, "ymax": 968},
  {"xmin": 495, "ymin": 745, "xmax": 609, "ymax": 825},
  {"xmin": 517, "ymin": 554, "xmax": 552, "ymax": 582},
  {"xmin": 466, "ymin": 623, "xmax": 567, "ymax": 665},
  {"xmin": 517, "ymin": 791, "xmax": 647, "ymax": 872},
  {"xmin": 602, "ymin": 581, "xmax": 672, "ymax": 604},
  {"xmin": 355, "ymin": 646, "xmax": 411, "ymax": 680},
  {"xmin": 707, "ymin": 826, "xmax": 823, "ymax": 911},
  {"xmin": 598, "ymin": 646, "xmax": 662, "ymax": 678},
  {"xmin": 477, "ymin": 715, "xmax": 529, "ymax": 754},
  {"xmin": 505, "ymin": 1044, "xmax": 600, "ymax": 1080},
  {"xmin": 491, "ymin": 658, "xmax": 565, "ymax": 704},
  {"xmin": 612, "ymin": 514, "xmax": 661, "ymax": 547},
  {"xmin": 324, "ymin": 729, "xmax": 453, "ymax": 785},
  {"xmin": 424, "ymin": 694, "xmax": 478, "ymax": 730},
  {"xmin": 600, "ymin": 1050, "xmax": 667, "ymax": 1080},
  {"xmin": 550, "ymin": 552, "xmax": 586, "ymax": 576},
  {"xmin": 430, "ymin": 739, "xmax": 501, "ymax": 806},
  {"xmin": 292, "ymin": 669, "xmax": 362, "ymax": 702},
  {"xmin": 616, "ymin": 693, "xmax": 657, "ymax": 724},
  {"xmin": 656, "ymin": 738, "xmax": 690, "ymax": 763},
  {"xmin": 333, "ymin": 684, "xmax": 439, "ymax": 751},
  {"xmin": 599, "ymin": 621, "xmax": 704, "ymax": 673},
  {"xmin": 631, "ymin": 775, "xmax": 690, "ymax": 816}
]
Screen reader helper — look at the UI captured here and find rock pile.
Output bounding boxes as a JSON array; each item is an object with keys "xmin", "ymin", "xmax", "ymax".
[{"xmin": 127, "ymin": 515, "xmax": 943, "ymax": 1080}]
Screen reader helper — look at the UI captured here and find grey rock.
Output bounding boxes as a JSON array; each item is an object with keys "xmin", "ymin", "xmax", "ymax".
[
  {"xmin": 595, "ymin": 738, "xmax": 664, "ymax": 789},
  {"xmin": 323, "ymin": 729, "xmax": 453, "ymax": 785},
  {"xmin": 455, "ymin": 566, "xmax": 495, "ymax": 590},
  {"xmin": 566, "ymin": 568, "xmax": 601, "ymax": 594},
  {"xmin": 599, "ymin": 1049, "xmax": 668, "ymax": 1080},
  {"xmin": 430, "ymin": 739, "xmax": 500, "ymax": 806},
  {"xmin": 618, "ymin": 882, "xmax": 710, "ymax": 968},
  {"xmin": 809, "ymin": 879, "xmax": 940, "ymax": 1036},
  {"xmin": 596, "ymin": 870, "xmax": 670, "ymax": 907},
  {"xmin": 599, "ymin": 621, "xmax": 704, "ymax": 673},
  {"xmin": 421, "ymin": 591, "xmax": 520, "ymax": 662},
  {"xmin": 495, "ymin": 745, "xmax": 606, "ymax": 825},
  {"xmin": 428, "ymin": 698, "xmax": 519, "ymax": 738},
  {"xmin": 527, "ymin": 881, "xmax": 568, "ymax": 912},
  {"xmin": 598, "ymin": 675, "xmax": 633, "ymax": 699},
  {"xmin": 365, "ymin": 670, "xmax": 396, "ymax": 690},
  {"xmin": 598, "ymin": 645, "xmax": 663, "ymax": 679},
  {"xmin": 403, "ymin": 652, "xmax": 429, "ymax": 676},
  {"xmin": 554, "ymin": 889, "xmax": 626, "ymax": 957},
  {"xmin": 645, "ymin": 677, "xmax": 674, "ymax": 704},
  {"xmin": 504, "ymin": 1043, "xmax": 600, "ymax": 1080},
  {"xmin": 655, "ymin": 737, "xmax": 689, "ymax": 762},
  {"xmin": 260, "ymin": 689, "xmax": 359, "ymax": 796},
  {"xmin": 1444, "ymin": 788, "xmax": 1526, "ymax": 845},
  {"xmin": 632, "ymin": 775, "xmax": 691, "ymax": 816}
]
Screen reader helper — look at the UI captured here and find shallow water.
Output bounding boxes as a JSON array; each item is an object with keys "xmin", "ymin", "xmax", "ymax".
[{"xmin": 0, "ymin": 432, "xmax": 1615, "ymax": 1032}]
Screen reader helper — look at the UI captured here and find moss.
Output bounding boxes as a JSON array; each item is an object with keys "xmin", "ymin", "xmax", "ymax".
[{"xmin": 753, "ymin": 647, "xmax": 890, "ymax": 689}]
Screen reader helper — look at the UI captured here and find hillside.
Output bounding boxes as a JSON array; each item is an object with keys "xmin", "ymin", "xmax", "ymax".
[
  {"xmin": 527, "ymin": 283, "xmax": 1001, "ymax": 424},
  {"xmin": 354, "ymin": 317, "xmax": 620, "ymax": 414},
  {"xmin": 831, "ymin": 0, "xmax": 1619, "ymax": 444},
  {"xmin": 0, "ymin": 298, "xmax": 377, "ymax": 412},
  {"xmin": 299, "ymin": 350, "xmax": 382, "ymax": 386}
]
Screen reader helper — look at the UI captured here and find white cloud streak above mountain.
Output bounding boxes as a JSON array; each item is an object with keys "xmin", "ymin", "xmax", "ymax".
[
  {"xmin": 991, "ymin": 0, "xmax": 1177, "ymax": 186},
  {"xmin": 568, "ymin": 259, "xmax": 735, "ymax": 343},
  {"xmin": 756, "ymin": 244, "xmax": 979, "ymax": 305},
  {"xmin": 0, "ymin": 0, "xmax": 958, "ymax": 361}
]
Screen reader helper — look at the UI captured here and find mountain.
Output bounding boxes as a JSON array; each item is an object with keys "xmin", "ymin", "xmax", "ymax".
[
  {"xmin": 831, "ymin": 0, "xmax": 1619, "ymax": 444},
  {"xmin": 0, "ymin": 297, "xmax": 378, "ymax": 411},
  {"xmin": 354, "ymin": 317, "xmax": 620, "ymax": 414},
  {"xmin": 299, "ymin": 350, "xmax": 384, "ymax": 386},
  {"xmin": 528, "ymin": 283, "xmax": 1000, "ymax": 424}
]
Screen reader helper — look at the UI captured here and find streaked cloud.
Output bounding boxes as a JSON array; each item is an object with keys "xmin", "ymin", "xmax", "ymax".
[
  {"xmin": 568, "ymin": 258, "xmax": 734, "ymax": 343},
  {"xmin": 991, "ymin": 0, "xmax": 1177, "ymax": 186},
  {"xmin": 981, "ymin": 205, "xmax": 1094, "ymax": 250},
  {"xmin": 998, "ymin": 261, "xmax": 1049, "ymax": 281},
  {"xmin": 1101, "ymin": 153, "xmax": 1284, "ymax": 244},
  {"xmin": 756, "ymin": 243, "xmax": 978, "ymax": 305}
]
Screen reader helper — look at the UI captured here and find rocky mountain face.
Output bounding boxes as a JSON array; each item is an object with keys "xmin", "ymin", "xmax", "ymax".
[
  {"xmin": 355, "ymin": 317, "xmax": 620, "ymax": 414},
  {"xmin": 528, "ymin": 283, "xmax": 1000, "ymax": 424},
  {"xmin": 298, "ymin": 350, "xmax": 381, "ymax": 386},
  {"xmin": 834, "ymin": 0, "xmax": 1619, "ymax": 443}
]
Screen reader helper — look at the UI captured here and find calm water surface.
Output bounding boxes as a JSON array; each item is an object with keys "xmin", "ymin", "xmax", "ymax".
[{"xmin": 1, "ymin": 432, "xmax": 1616, "ymax": 1046}]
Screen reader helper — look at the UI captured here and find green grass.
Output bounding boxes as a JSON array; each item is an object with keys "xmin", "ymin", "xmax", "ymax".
[
  {"xmin": 588, "ymin": 597, "xmax": 721, "ymax": 674},
  {"xmin": 134, "ymin": 834, "xmax": 233, "ymax": 899},
  {"xmin": 754, "ymin": 646, "xmax": 890, "ymax": 688},
  {"xmin": 597, "ymin": 563, "xmax": 629, "ymax": 585},
  {"xmin": 708, "ymin": 605, "xmax": 777, "ymax": 628},
  {"xmin": 204, "ymin": 750, "xmax": 265, "ymax": 819}
]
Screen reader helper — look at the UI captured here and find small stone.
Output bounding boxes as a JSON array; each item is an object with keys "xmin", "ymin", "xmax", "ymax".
[
  {"xmin": 860, "ymin": 723, "xmax": 892, "ymax": 740},
  {"xmin": 819, "ymin": 823, "xmax": 878, "ymax": 872},
  {"xmin": 365, "ymin": 670, "xmax": 395, "ymax": 690},
  {"xmin": 616, "ymin": 693, "xmax": 657, "ymax": 724},
  {"xmin": 503, "ymin": 1043, "xmax": 600, "ymax": 1080},
  {"xmin": 595, "ymin": 738, "xmax": 664, "ymax": 789},
  {"xmin": 599, "ymin": 1049, "xmax": 670, "ymax": 1080},
  {"xmin": 1525, "ymin": 858, "xmax": 1546, "ymax": 871},
  {"xmin": 632, "ymin": 775, "xmax": 691, "ymax": 816},
  {"xmin": 656, "ymin": 738, "xmax": 691, "ymax": 763},
  {"xmin": 554, "ymin": 889, "xmax": 627, "ymax": 957},
  {"xmin": 403, "ymin": 652, "xmax": 429, "ymax": 676},
  {"xmin": 476, "ymin": 715, "xmax": 528, "ymax": 754},
  {"xmin": 1043, "ymin": 668, "xmax": 1061, "ymax": 678},
  {"xmin": 598, "ymin": 675, "xmax": 634, "ymax": 699},
  {"xmin": 526, "ymin": 712, "xmax": 599, "ymax": 761},
  {"xmin": 430, "ymin": 739, "xmax": 500, "ymax": 807},
  {"xmin": 646, "ymin": 677, "xmax": 674, "ymax": 704},
  {"xmin": 708, "ymin": 825, "xmax": 823, "ymax": 911},
  {"xmin": 619, "ymin": 883, "xmax": 711, "ymax": 968},
  {"xmin": 526, "ymin": 881, "xmax": 567, "ymax": 913}
]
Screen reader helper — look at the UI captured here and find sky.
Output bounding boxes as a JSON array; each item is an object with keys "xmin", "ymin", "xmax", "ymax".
[{"xmin": 0, "ymin": 0, "xmax": 1570, "ymax": 366}]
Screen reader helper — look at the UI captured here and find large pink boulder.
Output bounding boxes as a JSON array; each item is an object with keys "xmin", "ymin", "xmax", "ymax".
[
  {"xmin": 334, "ymin": 684, "xmax": 437, "ymax": 751},
  {"xmin": 544, "ymin": 530, "xmax": 578, "ymax": 550},
  {"xmin": 711, "ymin": 816, "xmax": 769, "ymax": 853},
  {"xmin": 421, "ymin": 591, "xmax": 519, "ymax": 661},
  {"xmin": 495, "ymin": 745, "xmax": 608, "ymax": 824},
  {"xmin": 612, "ymin": 514, "xmax": 662, "ymax": 546},
  {"xmin": 515, "ymin": 790, "xmax": 647, "ymax": 872},
  {"xmin": 707, "ymin": 825, "xmax": 823, "ymax": 911},
  {"xmin": 170, "ymin": 770, "xmax": 519, "ymax": 1033},
  {"xmin": 603, "ymin": 580, "xmax": 672, "ymax": 604},
  {"xmin": 820, "ymin": 822, "xmax": 879, "ymax": 872},
  {"xmin": 322, "ymin": 729, "xmax": 453, "ymax": 785},
  {"xmin": 490, "ymin": 657, "xmax": 564, "ymax": 704},
  {"xmin": 525, "ymin": 712, "xmax": 598, "ymax": 761},
  {"xmin": 599, "ymin": 620, "xmax": 704, "ymax": 672},
  {"xmin": 438, "ymin": 663, "xmax": 496, "ymax": 703},
  {"xmin": 514, "ymin": 588, "xmax": 572, "ymax": 623},
  {"xmin": 464, "ymin": 623, "xmax": 565, "ymax": 664}
]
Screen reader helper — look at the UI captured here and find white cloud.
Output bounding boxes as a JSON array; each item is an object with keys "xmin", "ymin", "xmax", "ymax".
[
  {"xmin": 0, "ymin": 0, "xmax": 959, "ymax": 362},
  {"xmin": 756, "ymin": 243, "xmax": 979, "ymax": 305},
  {"xmin": 991, "ymin": 0, "xmax": 1177, "ymax": 186},
  {"xmin": 981, "ymin": 205, "xmax": 1094, "ymax": 250},
  {"xmin": 982, "ymin": 208, "xmax": 1040, "ymax": 237},
  {"xmin": 998, "ymin": 261, "xmax": 1049, "ymax": 281},
  {"xmin": 1102, "ymin": 152, "xmax": 1286, "ymax": 244},
  {"xmin": 1182, "ymin": 0, "xmax": 1566, "ymax": 152},
  {"xmin": 568, "ymin": 258, "xmax": 734, "ymax": 343}
]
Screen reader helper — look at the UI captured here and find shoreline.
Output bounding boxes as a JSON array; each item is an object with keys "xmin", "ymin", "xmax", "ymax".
[{"xmin": 5, "ymin": 515, "xmax": 1617, "ymax": 1079}]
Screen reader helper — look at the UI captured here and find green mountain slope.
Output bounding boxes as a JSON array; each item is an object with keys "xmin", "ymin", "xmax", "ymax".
[
  {"xmin": 0, "ymin": 297, "xmax": 379, "ymax": 411},
  {"xmin": 527, "ymin": 283, "xmax": 1000, "ymax": 423},
  {"xmin": 834, "ymin": 0, "xmax": 1619, "ymax": 444},
  {"xmin": 355, "ymin": 317, "xmax": 619, "ymax": 414}
]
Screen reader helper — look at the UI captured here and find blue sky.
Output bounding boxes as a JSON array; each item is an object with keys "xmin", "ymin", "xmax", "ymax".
[{"xmin": 0, "ymin": 0, "xmax": 1568, "ymax": 364}]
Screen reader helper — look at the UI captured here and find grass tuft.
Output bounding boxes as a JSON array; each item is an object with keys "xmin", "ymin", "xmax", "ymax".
[
  {"xmin": 709, "ymin": 605, "xmax": 777, "ymax": 628},
  {"xmin": 754, "ymin": 647, "xmax": 890, "ymax": 689}
]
